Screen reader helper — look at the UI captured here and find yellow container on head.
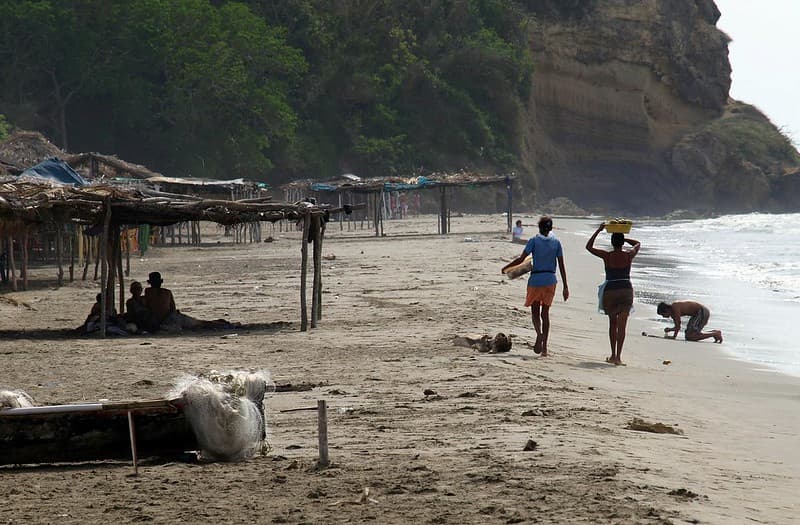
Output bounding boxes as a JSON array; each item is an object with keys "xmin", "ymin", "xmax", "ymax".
[{"xmin": 605, "ymin": 219, "xmax": 632, "ymax": 234}]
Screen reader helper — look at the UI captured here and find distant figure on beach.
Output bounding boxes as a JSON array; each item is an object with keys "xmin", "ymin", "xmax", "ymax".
[
  {"xmin": 511, "ymin": 220, "xmax": 525, "ymax": 243},
  {"xmin": 502, "ymin": 216, "xmax": 569, "ymax": 357},
  {"xmin": 657, "ymin": 301, "xmax": 723, "ymax": 343},
  {"xmin": 586, "ymin": 223, "xmax": 641, "ymax": 365}
]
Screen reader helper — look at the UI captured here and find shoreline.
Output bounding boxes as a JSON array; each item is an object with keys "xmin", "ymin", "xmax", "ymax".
[{"xmin": 1, "ymin": 213, "xmax": 797, "ymax": 524}]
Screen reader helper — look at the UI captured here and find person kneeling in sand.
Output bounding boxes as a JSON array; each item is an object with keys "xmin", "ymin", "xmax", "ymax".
[{"xmin": 657, "ymin": 301, "xmax": 722, "ymax": 343}]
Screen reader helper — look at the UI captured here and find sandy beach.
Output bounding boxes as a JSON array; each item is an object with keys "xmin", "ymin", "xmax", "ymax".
[{"xmin": 1, "ymin": 214, "xmax": 798, "ymax": 524}]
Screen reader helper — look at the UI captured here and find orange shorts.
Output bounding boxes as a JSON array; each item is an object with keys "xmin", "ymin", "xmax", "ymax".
[{"xmin": 525, "ymin": 284, "xmax": 557, "ymax": 307}]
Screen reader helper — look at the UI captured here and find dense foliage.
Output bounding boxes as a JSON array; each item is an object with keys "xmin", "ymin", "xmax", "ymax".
[{"xmin": 0, "ymin": 0, "xmax": 533, "ymax": 183}]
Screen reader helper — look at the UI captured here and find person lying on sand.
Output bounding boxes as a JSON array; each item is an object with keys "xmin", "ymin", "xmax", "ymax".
[{"xmin": 657, "ymin": 300, "xmax": 722, "ymax": 343}]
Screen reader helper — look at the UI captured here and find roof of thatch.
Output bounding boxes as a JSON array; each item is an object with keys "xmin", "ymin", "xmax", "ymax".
[
  {"xmin": 0, "ymin": 131, "xmax": 65, "ymax": 172},
  {"xmin": 0, "ymin": 180, "xmax": 346, "ymax": 229},
  {"xmin": 65, "ymin": 151, "xmax": 163, "ymax": 182},
  {"xmin": 282, "ymin": 171, "xmax": 514, "ymax": 194}
]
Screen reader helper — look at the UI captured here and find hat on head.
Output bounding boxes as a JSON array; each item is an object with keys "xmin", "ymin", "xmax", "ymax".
[{"xmin": 147, "ymin": 272, "xmax": 163, "ymax": 285}]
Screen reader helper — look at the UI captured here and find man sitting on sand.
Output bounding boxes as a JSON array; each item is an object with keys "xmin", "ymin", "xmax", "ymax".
[
  {"xmin": 125, "ymin": 281, "xmax": 156, "ymax": 333},
  {"xmin": 144, "ymin": 271, "xmax": 240, "ymax": 333},
  {"xmin": 144, "ymin": 271, "xmax": 176, "ymax": 328},
  {"xmin": 657, "ymin": 300, "xmax": 722, "ymax": 343}
]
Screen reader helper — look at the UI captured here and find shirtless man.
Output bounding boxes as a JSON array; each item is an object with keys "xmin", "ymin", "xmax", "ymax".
[
  {"xmin": 657, "ymin": 300, "xmax": 722, "ymax": 343},
  {"xmin": 144, "ymin": 272, "xmax": 176, "ymax": 328}
]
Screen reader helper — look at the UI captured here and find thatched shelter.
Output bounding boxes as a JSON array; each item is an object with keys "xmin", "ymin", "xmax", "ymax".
[
  {"xmin": 283, "ymin": 171, "xmax": 515, "ymax": 235},
  {"xmin": 0, "ymin": 180, "xmax": 358, "ymax": 334},
  {"xmin": 0, "ymin": 131, "xmax": 65, "ymax": 174}
]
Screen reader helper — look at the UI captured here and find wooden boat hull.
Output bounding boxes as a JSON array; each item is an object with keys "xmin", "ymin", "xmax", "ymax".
[{"xmin": 0, "ymin": 399, "xmax": 197, "ymax": 466}]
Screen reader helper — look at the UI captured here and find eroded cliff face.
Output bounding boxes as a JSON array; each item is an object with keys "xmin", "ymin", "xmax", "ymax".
[{"xmin": 522, "ymin": 0, "xmax": 800, "ymax": 214}]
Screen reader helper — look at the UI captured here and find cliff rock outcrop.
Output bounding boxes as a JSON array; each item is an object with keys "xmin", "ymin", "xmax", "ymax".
[{"xmin": 522, "ymin": 0, "xmax": 800, "ymax": 214}]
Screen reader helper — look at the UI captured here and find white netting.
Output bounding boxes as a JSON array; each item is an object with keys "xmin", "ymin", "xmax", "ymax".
[
  {"xmin": 0, "ymin": 389, "xmax": 35, "ymax": 409},
  {"xmin": 168, "ymin": 370, "xmax": 272, "ymax": 462}
]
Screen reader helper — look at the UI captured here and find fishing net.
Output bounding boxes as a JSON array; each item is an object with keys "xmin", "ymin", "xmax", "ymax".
[
  {"xmin": 0, "ymin": 389, "xmax": 35, "ymax": 409},
  {"xmin": 168, "ymin": 370, "xmax": 272, "ymax": 462}
]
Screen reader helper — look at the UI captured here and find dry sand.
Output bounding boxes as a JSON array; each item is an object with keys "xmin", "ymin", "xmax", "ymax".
[{"xmin": 1, "ymin": 215, "xmax": 798, "ymax": 524}]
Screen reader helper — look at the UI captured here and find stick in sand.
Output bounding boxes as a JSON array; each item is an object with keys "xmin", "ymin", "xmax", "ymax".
[{"xmin": 641, "ymin": 331, "xmax": 668, "ymax": 339}]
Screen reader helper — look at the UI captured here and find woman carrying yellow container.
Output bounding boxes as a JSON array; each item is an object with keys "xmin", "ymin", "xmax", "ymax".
[{"xmin": 586, "ymin": 219, "xmax": 640, "ymax": 365}]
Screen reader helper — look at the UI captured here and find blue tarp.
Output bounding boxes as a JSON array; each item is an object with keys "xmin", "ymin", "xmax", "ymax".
[{"xmin": 20, "ymin": 157, "xmax": 88, "ymax": 186}]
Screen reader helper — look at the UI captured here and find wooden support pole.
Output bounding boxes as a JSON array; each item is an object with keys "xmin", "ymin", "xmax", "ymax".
[
  {"xmin": 317, "ymin": 219, "xmax": 325, "ymax": 322},
  {"xmin": 317, "ymin": 400, "xmax": 329, "ymax": 468},
  {"xmin": 94, "ymin": 234, "xmax": 101, "ymax": 281},
  {"xmin": 125, "ymin": 227, "xmax": 131, "ymax": 277},
  {"xmin": 311, "ymin": 215, "xmax": 321, "ymax": 328},
  {"xmin": 439, "ymin": 186, "xmax": 448, "ymax": 235},
  {"xmin": 7, "ymin": 235, "xmax": 16, "ymax": 292},
  {"xmin": 100, "ymin": 197, "xmax": 111, "ymax": 338},
  {"xmin": 82, "ymin": 235, "xmax": 91, "ymax": 281},
  {"xmin": 56, "ymin": 224, "xmax": 64, "ymax": 287},
  {"xmin": 21, "ymin": 232, "xmax": 28, "ymax": 291},
  {"xmin": 127, "ymin": 411, "xmax": 139, "ymax": 476},
  {"xmin": 116, "ymin": 229, "xmax": 125, "ymax": 315},
  {"xmin": 300, "ymin": 212, "xmax": 311, "ymax": 332},
  {"xmin": 69, "ymin": 226, "xmax": 75, "ymax": 282},
  {"xmin": 506, "ymin": 175, "xmax": 513, "ymax": 234}
]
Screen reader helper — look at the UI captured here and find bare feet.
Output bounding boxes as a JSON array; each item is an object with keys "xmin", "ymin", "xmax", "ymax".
[
  {"xmin": 713, "ymin": 331, "xmax": 723, "ymax": 344},
  {"xmin": 533, "ymin": 334, "xmax": 543, "ymax": 354},
  {"xmin": 605, "ymin": 356, "xmax": 614, "ymax": 364}
]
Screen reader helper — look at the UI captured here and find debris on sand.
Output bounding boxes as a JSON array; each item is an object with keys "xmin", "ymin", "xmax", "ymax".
[
  {"xmin": 625, "ymin": 417, "xmax": 683, "ymax": 435},
  {"xmin": 452, "ymin": 333, "xmax": 511, "ymax": 353},
  {"xmin": 523, "ymin": 439, "xmax": 538, "ymax": 451}
]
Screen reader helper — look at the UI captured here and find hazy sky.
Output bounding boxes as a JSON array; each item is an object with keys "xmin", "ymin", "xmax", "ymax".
[{"xmin": 715, "ymin": 0, "xmax": 800, "ymax": 147}]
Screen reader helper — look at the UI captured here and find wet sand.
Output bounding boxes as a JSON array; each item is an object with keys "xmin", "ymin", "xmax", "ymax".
[{"xmin": 1, "ymin": 215, "xmax": 798, "ymax": 524}]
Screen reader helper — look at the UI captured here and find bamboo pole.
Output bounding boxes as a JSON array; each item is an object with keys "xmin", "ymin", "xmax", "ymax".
[
  {"xmin": 82, "ymin": 235, "xmax": 91, "ymax": 281},
  {"xmin": 300, "ymin": 212, "xmax": 311, "ymax": 332},
  {"xmin": 94, "ymin": 234, "xmax": 101, "ymax": 280},
  {"xmin": 7, "ymin": 235, "xmax": 16, "ymax": 292}
]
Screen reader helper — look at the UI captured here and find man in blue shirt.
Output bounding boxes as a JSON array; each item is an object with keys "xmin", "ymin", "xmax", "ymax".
[{"xmin": 503, "ymin": 216, "xmax": 569, "ymax": 356}]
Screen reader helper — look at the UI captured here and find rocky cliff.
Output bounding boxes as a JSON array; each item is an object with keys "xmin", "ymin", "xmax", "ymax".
[{"xmin": 522, "ymin": 0, "xmax": 800, "ymax": 215}]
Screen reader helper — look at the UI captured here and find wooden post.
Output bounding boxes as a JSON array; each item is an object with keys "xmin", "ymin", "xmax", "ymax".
[
  {"xmin": 300, "ymin": 212, "xmax": 311, "ymax": 332},
  {"xmin": 7, "ymin": 235, "xmax": 16, "ymax": 292},
  {"xmin": 439, "ymin": 186, "xmax": 448, "ymax": 235},
  {"xmin": 21, "ymin": 231, "xmax": 29, "ymax": 291},
  {"xmin": 56, "ymin": 224, "xmax": 64, "ymax": 287},
  {"xmin": 100, "ymin": 197, "xmax": 111, "ymax": 338},
  {"xmin": 82, "ymin": 235, "xmax": 91, "ymax": 281},
  {"xmin": 127, "ymin": 411, "xmax": 139, "ymax": 476},
  {"xmin": 116, "ymin": 230, "xmax": 125, "ymax": 316},
  {"xmin": 505, "ymin": 175, "xmax": 513, "ymax": 234},
  {"xmin": 316, "ymin": 219, "xmax": 325, "ymax": 322},
  {"xmin": 124, "ymin": 227, "xmax": 131, "ymax": 277},
  {"xmin": 93, "ymin": 234, "xmax": 101, "ymax": 281},
  {"xmin": 317, "ymin": 400, "xmax": 329, "ymax": 468},
  {"xmin": 69, "ymin": 226, "xmax": 75, "ymax": 282},
  {"xmin": 311, "ymin": 214, "xmax": 321, "ymax": 328}
]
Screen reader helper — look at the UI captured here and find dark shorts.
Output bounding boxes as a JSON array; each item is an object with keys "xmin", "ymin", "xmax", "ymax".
[{"xmin": 685, "ymin": 306, "xmax": 710, "ymax": 338}]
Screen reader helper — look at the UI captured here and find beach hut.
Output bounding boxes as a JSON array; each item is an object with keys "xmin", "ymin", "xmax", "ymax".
[{"xmin": 282, "ymin": 171, "xmax": 516, "ymax": 236}]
